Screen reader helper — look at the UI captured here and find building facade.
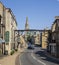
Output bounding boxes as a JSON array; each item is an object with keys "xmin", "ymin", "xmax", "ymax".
[
  {"xmin": 42, "ymin": 29, "xmax": 49, "ymax": 49},
  {"xmin": 5, "ymin": 8, "xmax": 17, "ymax": 54},
  {"xmin": 0, "ymin": 2, "xmax": 6, "ymax": 54},
  {"xmin": 0, "ymin": 2, "xmax": 17, "ymax": 55},
  {"xmin": 48, "ymin": 16, "xmax": 59, "ymax": 58},
  {"xmin": 25, "ymin": 17, "xmax": 30, "ymax": 42},
  {"xmin": 34, "ymin": 31, "xmax": 40, "ymax": 45}
]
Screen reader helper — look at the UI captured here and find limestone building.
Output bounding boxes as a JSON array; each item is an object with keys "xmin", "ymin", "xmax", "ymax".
[
  {"xmin": 42, "ymin": 28, "xmax": 49, "ymax": 49},
  {"xmin": 48, "ymin": 16, "xmax": 59, "ymax": 58},
  {"xmin": 25, "ymin": 17, "xmax": 29, "ymax": 30},
  {"xmin": 34, "ymin": 32, "xmax": 40, "ymax": 45},
  {"xmin": 5, "ymin": 8, "xmax": 17, "ymax": 54},
  {"xmin": 25, "ymin": 17, "xmax": 30, "ymax": 41},
  {"xmin": 0, "ymin": 2, "xmax": 17, "ymax": 55},
  {"xmin": 0, "ymin": 2, "xmax": 6, "ymax": 54}
]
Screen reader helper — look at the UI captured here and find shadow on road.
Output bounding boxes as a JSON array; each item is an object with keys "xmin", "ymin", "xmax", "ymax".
[{"xmin": 35, "ymin": 50, "xmax": 59, "ymax": 64}]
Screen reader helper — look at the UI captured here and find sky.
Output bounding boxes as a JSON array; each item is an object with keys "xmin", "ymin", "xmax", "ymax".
[{"xmin": 0, "ymin": 0, "xmax": 59, "ymax": 30}]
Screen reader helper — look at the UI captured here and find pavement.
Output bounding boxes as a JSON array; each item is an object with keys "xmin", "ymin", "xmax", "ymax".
[
  {"xmin": 0, "ymin": 48, "xmax": 25, "ymax": 65},
  {"xmin": 44, "ymin": 49, "xmax": 59, "ymax": 62},
  {"xmin": 18, "ymin": 46, "xmax": 59, "ymax": 65},
  {"xmin": 1, "ymin": 46, "xmax": 58, "ymax": 65},
  {"xmin": 34, "ymin": 47, "xmax": 59, "ymax": 65}
]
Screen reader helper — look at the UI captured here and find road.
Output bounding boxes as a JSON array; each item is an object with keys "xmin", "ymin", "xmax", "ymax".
[{"xmin": 18, "ymin": 46, "xmax": 59, "ymax": 65}]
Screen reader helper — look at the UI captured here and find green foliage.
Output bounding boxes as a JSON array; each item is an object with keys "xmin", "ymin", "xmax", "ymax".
[
  {"xmin": 27, "ymin": 35, "xmax": 31, "ymax": 41},
  {"xmin": 15, "ymin": 49, "xmax": 18, "ymax": 52},
  {"xmin": 10, "ymin": 49, "xmax": 15, "ymax": 55}
]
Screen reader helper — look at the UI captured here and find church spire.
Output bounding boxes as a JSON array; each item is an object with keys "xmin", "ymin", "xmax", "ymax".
[
  {"xmin": 25, "ymin": 17, "xmax": 29, "ymax": 30},
  {"xmin": 26, "ymin": 17, "xmax": 28, "ymax": 24}
]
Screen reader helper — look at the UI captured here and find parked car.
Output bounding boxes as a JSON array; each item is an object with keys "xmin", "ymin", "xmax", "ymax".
[{"xmin": 27, "ymin": 43, "xmax": 34, "ymax": 49}]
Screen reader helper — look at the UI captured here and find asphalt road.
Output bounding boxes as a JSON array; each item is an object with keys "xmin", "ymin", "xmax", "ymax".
[{"xmin": 18, "ymin": 46, "xmax": 59, "ymax": 65}]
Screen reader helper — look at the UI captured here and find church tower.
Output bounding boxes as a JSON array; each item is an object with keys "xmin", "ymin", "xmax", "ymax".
[
  {"xmin": 25, "ymin": 17, "xmax": 29, "ymax": 30},
  {"xmin": 25, "ymin": 17, "xmax": 30, "ymax": 41}
]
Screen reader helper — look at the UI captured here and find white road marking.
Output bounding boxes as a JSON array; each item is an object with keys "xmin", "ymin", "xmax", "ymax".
[
  {"xmin": 40, "ymin": 57, "xmax": 46, "ymax": 59},
  {"xmin": 19, "ymin": 53, "xmax": 24, "ymax": 65},
  {"xmin": 19, "ymin": 55, "xmax": 22, "ymax": 65},
  {"xmin": 31, "ymin": 51, "xmax": 46, "ymax": 65}
]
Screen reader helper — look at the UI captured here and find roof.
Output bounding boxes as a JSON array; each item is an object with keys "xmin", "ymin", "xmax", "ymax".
[{"xmin": 6, "ymin": 8, "xmax": 17, "ymax": 26}]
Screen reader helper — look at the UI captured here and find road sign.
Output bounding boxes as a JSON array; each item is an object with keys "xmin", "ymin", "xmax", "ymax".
[{"xmin": 0, "ymin": 38, "xmax": 5, "ymax": 43}]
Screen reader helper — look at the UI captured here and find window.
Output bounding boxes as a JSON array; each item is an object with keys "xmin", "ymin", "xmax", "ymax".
[{"xmin": 0, "ymin": 15, "xmax": 1, "ymax": 33}]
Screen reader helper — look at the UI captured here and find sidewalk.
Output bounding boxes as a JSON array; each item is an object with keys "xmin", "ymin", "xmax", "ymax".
[
  {"xmin": 0, "ymin": 48, "xmax": 25, "ymax": 65},
  {"xmin": 44, "ymin": 49, "xmax": 59, "ymax": 62}
]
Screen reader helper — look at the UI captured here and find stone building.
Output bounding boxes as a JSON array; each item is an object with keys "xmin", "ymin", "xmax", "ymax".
[
  {"xmin": 48, "ymin": 16, "xmax": 59, "ymax": 58},
  {"xmin": 5, "ymin": 8, "xmax": 17, "ymax": 54},
  {"xmin": 25, "ymin": 17, "xmax": 29, "ymax": 30},
  {"xmin": 42, "ymin": 28, "xmax": 49, "ymax": 49},
  {"xmin": 34, "ymin": 31, "xmax": 40, "ymax": 45},
  {"xmin": 0, "ymin": 2, "xmax": 6, "ymax": 54},
  {"xmin": 0, "ymin": 2, "xmax": 17, "ymax": 55},
  {"xmin": 25, "ymin": 17, "xmax": 30, "ymax": 41}
]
